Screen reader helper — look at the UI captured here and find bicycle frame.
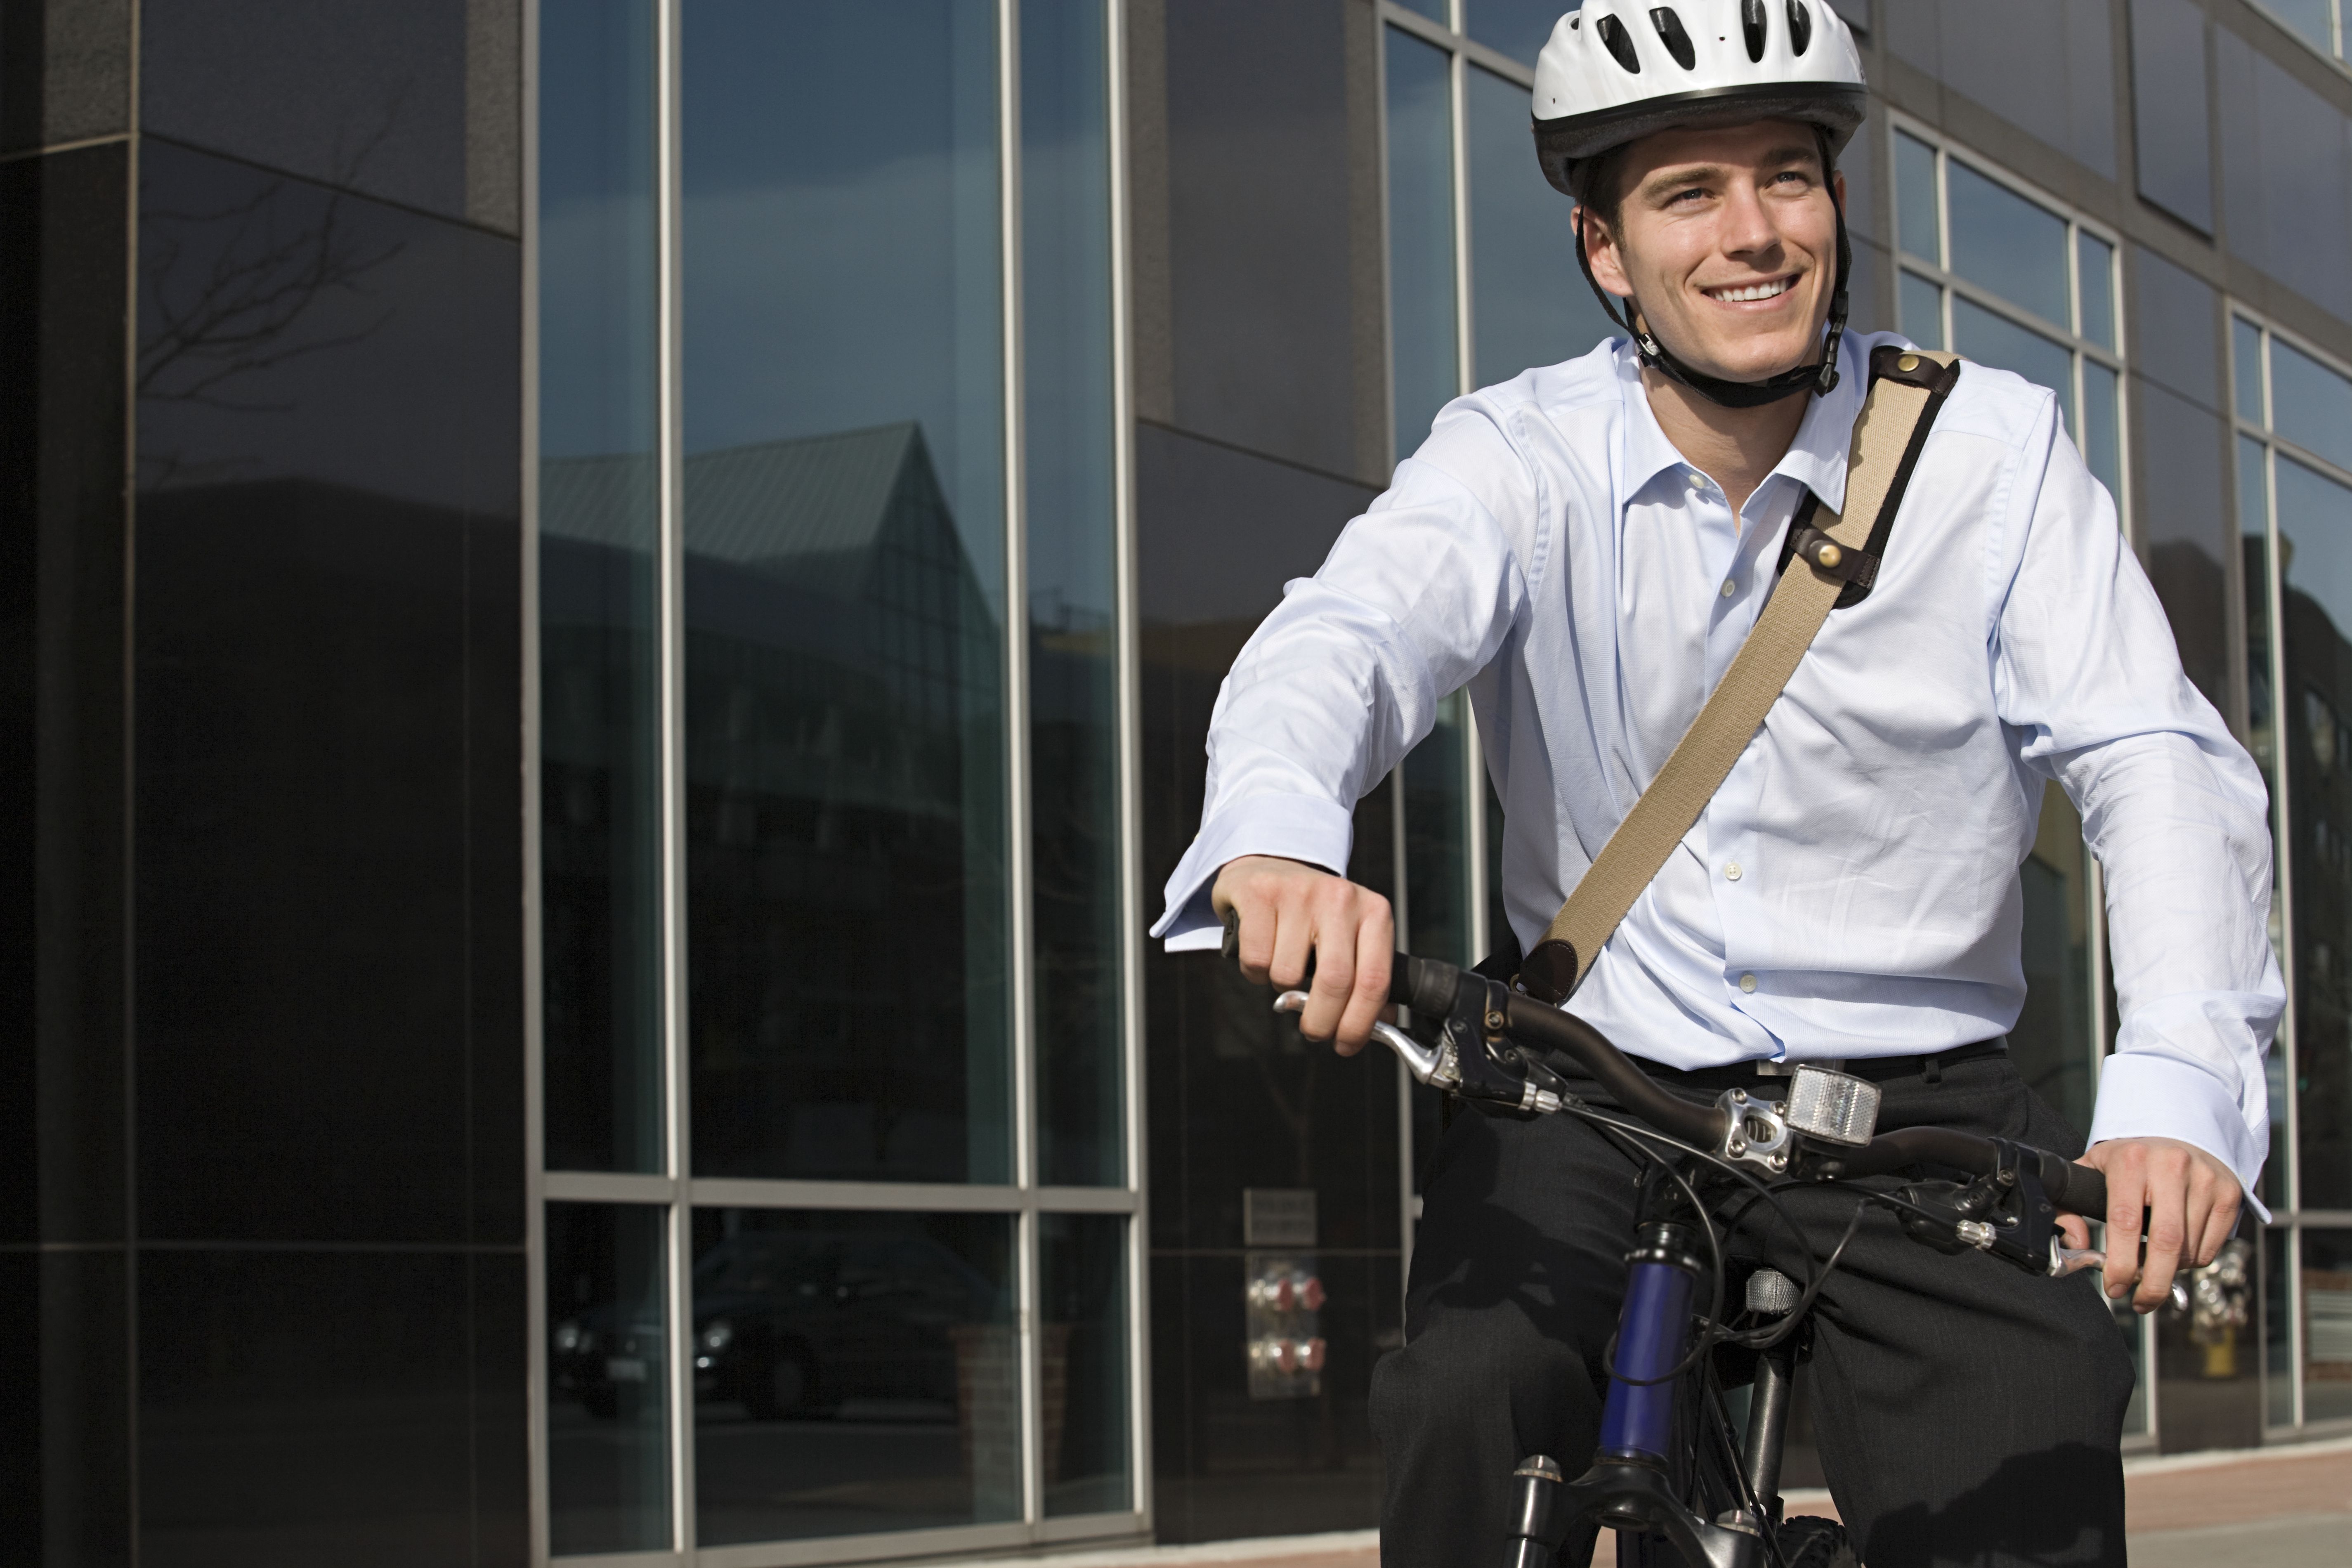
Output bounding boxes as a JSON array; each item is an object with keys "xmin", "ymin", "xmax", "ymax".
[{"xmin": 1507, "ymin": 1169, "xmax": 1794, "ymax": 1568}]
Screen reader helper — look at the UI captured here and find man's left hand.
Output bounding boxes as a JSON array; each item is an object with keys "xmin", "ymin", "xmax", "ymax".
[{"xmin": 2059, "ymin": 1136, "xmax": 2242, "ymax": 1313}]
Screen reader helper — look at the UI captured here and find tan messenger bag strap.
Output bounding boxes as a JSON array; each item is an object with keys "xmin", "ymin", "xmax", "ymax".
[{"xmin": 1516, "ymin": 345, "xmax": 1964, "ymax": 1006}]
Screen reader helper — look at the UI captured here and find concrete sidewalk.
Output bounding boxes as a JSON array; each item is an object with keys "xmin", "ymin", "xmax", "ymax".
[{"xmin": 964, "ymin": 1437, "xmax": 2351, "ymax": 1567}]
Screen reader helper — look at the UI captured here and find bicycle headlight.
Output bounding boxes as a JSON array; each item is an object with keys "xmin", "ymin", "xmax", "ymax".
[{"xmin": 1783, "ymin": 1066, "xmax": 1880, "ymax": 1147}]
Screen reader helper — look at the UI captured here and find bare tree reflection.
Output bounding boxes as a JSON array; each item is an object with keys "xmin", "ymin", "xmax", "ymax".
[{"xmin": 137, "ymin": 163, "xmax": 405, "ymax": 489}]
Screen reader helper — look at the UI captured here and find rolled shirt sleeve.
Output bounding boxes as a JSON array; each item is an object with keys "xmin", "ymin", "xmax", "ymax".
[{"xmin": 1989, "ymin": 387, "xmax": 2284, "ymax": 1208}]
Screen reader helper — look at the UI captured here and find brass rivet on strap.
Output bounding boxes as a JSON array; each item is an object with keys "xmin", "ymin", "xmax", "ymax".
[
  {"xmin": 1815, "ymin": 542, "xmax": 1843, "ymax": 569},
  {"xmin": 1897, "ymin": 353, "xmax": 1920, "ymax": 373}
]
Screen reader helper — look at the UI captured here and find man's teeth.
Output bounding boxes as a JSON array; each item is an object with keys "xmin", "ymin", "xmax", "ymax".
[{"xmin": 1709, "ymin": 278, "xmax": 1792, "ymax": 302}]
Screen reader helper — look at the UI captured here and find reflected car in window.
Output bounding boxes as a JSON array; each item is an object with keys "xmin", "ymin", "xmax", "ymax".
[{"xmin": 552, "ymin": 1228, "xmax": 1001, "ymax": 1421}]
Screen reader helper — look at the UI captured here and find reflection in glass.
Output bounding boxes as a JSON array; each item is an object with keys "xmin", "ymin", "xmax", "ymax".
[
  {"xmin": 1465, "ymin": 0, "xmax": 1570, "ymax": 68},
  {"xmin": 540, "ymin": 0, "xmax": 664, "ymax": 1175},
  {"xmin": 1405, "ymin": 691, "xmax": 1473, "ymax": 966},
  {"xmin": 2271, "ymin": 339, "xmax": 2352, "ymax": 474},
  {"xmin": 2276, "ymin": 456, "xmax": 2352, "ymax": 1211},
  {"xmin": 2083, "ymin": 362, "xmax": 2121, "ymax": 501},
  {"xmin": 1469, "ymin": 64, "xmax": 1614, "ymax": 384},
  {"xmin": 1953, "ymin": 298, "xmax": 2075, "ymax": 433},
  {"xmin": 1041, "ymin": 1213, "xmax": 1131, "ymax": 1516},
  {"xmin": 1025, "ymin": 0, "xmax": 1124, "ymax": 1188},
  {"xmin": 2012, "ymin": 786, "xmax": 2095, "ymax": 1138},
  {"xmin": 1386, "ymin": 27, "xmax": 1458, "ymax": 464},
  {"xmin": 2236, "ymin": 316, "xmax": 2266, "ymax": 428},
  {"xmin": 680, "ymin": 0, "xmax": 1010, "ymax": 1183},
  {"xmin": 548, "ymin": 1203, "xmax": 671, "ymax": 1554},
  {"xmin": 2114, "ymin": 1292, "xmax": 2151, "ymax": 1438},
  {"xmin": 1946, "ymin": 161, "xmax": 2069, "ymax": 331},
  {"xmin": 1899, "ymin": 272, "xmax": 1944, "ymax": 350},
  {"xmin": 2241, "ymin": 435, "xmax": 2292, "ymax": 1212},
  {"xmin": 2305, "ymin": 1229, "xmax": 2352, "ymax": 1422},
  {"xmin": 1895, "ymin": 132, "xmax": 1940, "ymax": 263},
  {"xmin": 2076, "ymin": 232, "xmax": 2115, "ymax": 351},
  {"xmin": 2265, "ymin": 1227, "xmax": 2293, "ymax": 1428},
  {"xmin": 2267, "ymin": 0, "xmax": 2336, "ymax": 55},
  {"xmin": 690, "ymin": 1209, "xmax": 1016, "ymax": 1543}
]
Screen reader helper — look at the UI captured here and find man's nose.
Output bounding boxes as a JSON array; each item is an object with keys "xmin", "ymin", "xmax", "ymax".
[{"xmin": 1719, "ymin": 185, "xmax": 1783, "ymax": 258}]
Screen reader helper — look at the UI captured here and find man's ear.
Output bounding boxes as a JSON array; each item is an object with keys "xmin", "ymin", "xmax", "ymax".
[
  {"xmin": 1579, "ymin": 206, "xmax": 1634, "ymax": 299},
  {"xmin": 1832, "ymin": 167, "xmax": 1847, "ymax": 215}
]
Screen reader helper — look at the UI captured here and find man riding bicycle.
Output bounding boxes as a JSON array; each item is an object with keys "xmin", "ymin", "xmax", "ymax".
[{"xmin": 1150, "ymin": 5, "xmax": 2281, "ymax": 1566}]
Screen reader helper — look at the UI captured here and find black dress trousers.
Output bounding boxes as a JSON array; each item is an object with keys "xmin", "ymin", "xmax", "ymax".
[{"xmin": 1369, "ymin": 1052, "xmax": 2138, "ymax": 1568}]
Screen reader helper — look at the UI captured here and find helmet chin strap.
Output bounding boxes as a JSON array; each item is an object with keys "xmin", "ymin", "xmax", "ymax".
[{"xmin": 1575, "ymin": 194, "xmax": 1851, "ymax": 409}]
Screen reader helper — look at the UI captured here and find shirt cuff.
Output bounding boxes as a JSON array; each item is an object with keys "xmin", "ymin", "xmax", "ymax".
[
  {"xmin": 2087, "ymin": 1046, "xmax": 2272, "ymax": 1223},
  {"xmin": 1151, "ymin": 792, "xmax": 1359, "ymax": 952}
]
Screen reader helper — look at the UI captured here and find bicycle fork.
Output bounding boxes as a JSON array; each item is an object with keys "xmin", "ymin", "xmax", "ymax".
[{"xmin": 1506, "ymin": 1215, "xmax": 1775, "ymax": 1568}]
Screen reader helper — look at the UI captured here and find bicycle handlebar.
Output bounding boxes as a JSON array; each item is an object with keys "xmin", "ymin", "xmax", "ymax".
[{"xmin": 1385, "ymin": 951, "xmax": 2109, "ymax": 1218}]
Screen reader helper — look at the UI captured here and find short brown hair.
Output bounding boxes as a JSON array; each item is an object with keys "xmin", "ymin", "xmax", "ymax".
[{"xmin": 1569, "ymin": 125, "xmax": 1837, "ymax": 243}]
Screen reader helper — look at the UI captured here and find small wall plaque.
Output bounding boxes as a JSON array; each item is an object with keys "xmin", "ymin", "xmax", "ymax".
[{"xmin": 1243, "ymin": 1187, "xmax": 1316, "ymax": 1248}]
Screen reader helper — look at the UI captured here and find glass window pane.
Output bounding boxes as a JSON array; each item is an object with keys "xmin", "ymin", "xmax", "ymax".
[
  {"xmin": 2238, "ymin": 438, "xmax": 2288, "ymax": 1216},
  {"xmin": 2271, "ymin": 338, "xmax": 2352, "ymax": 474},
  {"xmin": 1024, "ymin": 0, "xmax": 1124, "ymax": 1188},
  {"xmin": 540, "ymin": 0, "xmax": 664, "ymax": 1177},
  {"xmin": 1393, "ymin": 0, "xmax": 1451, "ymax": 24},
  {"xmin": 1900, "ymin": 271, "xmax": 1944, "ymax": 350},
  {"xmin": 1041, "ymin": 1213, "xmax": 1131, "ymax": 1517},
  {"xmin": 691, "ymin": 1209, "xmax": 1016, "ymax": 1543},
  {"xmin": 548, "ymin": 1202, "xmax": 672, "ymax": 1554},
  {"xmin": 1386, "ymin": 27, "xmax": 1458, "ymax": 462},
  {"xmin": 1469, "ymin": 65, "xmax": 1613, "ymax": 385},
  {"xmin": 1952, "ymin": 298, "xmax": 2075, "ymax": 434},
  {"xmin": 2264, "ymin": 1228, "xmax": 2293, "ymax": 1427},
  {"xmin": 1946, "ymin": 160, "xmax": 2070, "ymax": 329},
  {"xmin": 2276, "ymin": 454, "xmax": 2352, "ymax": 1210},
  {"xmin": 2266, "ymin": 0, "xmax": 2336, "ymax": 54},
  {"xmin": 1895, "ymin": 132, "xmax": 1941, "ymax": 264},
  {"xmin": 1465, "ymin": 0, "xmax": 1566, "ymax": 67},
  {"xmin": 2076, "ymin": 231, "xmax": 2114, "ymax": 349},
  {"xmin": 2083, "ymin": 361, "xmax": 2121, "ymax": 501},
  {"xmin": 2234, "ymin": 316, "xmax": 2266, "ymax": 428},
  {"xmin": 2012, "ymin": 787, "xmax": 2097, "ymax": 1137},
  {"xmin": 2304, "ymin": 1229, "xmax": 2352, "ymax": 1423},
  {"xmin": 1404, "ymin": 691, "xmax": 1473, "ymax": 966},
  {"xmin": 680, "ymin": 0, "xmax": 1011, "ymax": 1183}
]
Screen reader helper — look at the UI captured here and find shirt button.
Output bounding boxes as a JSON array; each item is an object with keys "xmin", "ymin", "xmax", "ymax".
[
  {"xmin": 1688, "ymin": 472, "xmax": 1706, "ymax": 491},
  {"xmin": 1724, "ymin": 862, "xmax": 1743, "ymax": 882},
  {"xmin": 1739, "ymin": 973, "xmax": 1758, "ymax": 994},
  {"xmin": 1720, "ymin": 579, "xmax": 1736, "ymax": 598}
]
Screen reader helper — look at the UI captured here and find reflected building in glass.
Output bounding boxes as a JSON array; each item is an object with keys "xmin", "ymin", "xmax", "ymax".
[{"xmin": 7, "ymin": 2, "xmax": 2352, "ymax": 1564}]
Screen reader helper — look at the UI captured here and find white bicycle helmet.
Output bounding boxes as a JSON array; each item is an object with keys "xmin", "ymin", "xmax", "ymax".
[{"xmin": 1530, "ymin": 1, "xmax": 1868, "ymax": 406}]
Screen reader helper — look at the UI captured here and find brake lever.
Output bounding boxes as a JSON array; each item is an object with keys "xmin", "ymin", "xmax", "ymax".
[
  {"xmin": 1268, "ymin": 989, "xmax": 1566, "ymax": 1116},
  {"xmin": 1271, "ymin": 990, "xmax": 1457, "ymax": 1089}
]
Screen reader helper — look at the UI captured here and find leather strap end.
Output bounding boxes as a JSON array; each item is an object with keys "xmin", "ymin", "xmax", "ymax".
[{"xmin": 1516, "ymin": 939, "xmax": 1579, "ymax": 1007}]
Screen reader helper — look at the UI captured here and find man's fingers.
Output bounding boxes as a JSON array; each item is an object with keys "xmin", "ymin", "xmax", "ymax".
[
  {"xmin": 2194, "ymin": 1167, "xmax": 2240, "ymax": 1270},
  {"xmin": 2100, "ymin": 1156, "xmax": 2145, "ymax": 1305},
  {"xmin": 1298, "ymin": 919, "xmax": 1355, "ymax": 1045},
  {"xmin": 1268, "ymin": 897, "xmax": 1317, "ymax": 993},
  {"xmin": 2135, "ymin": 1148, "xmax": 2189, "ymax": 1313},
  {"xmin": 1332, "ymin": 897, "xmax": 1396, "ymax": 1056},
  {"xmin": 2057, "ymin": 1214, "xmax": 2090, "ymax": 1253}
]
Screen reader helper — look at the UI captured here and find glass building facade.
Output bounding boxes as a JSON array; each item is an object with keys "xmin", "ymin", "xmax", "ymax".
[{"xmin": 5, "ymin": 1, "xmax": 2351, "ymax": 1563}]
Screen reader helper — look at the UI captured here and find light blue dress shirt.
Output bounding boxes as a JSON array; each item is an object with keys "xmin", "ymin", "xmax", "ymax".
[{"xmin": 1153, "ymin": 332, "xmax": 2283, "ymax": 1200}]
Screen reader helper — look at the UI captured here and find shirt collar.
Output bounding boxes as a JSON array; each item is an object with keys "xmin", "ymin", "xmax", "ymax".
[{"xmin": 1615, "ymin": 331, "xmax": 1871, "ymax": 515}]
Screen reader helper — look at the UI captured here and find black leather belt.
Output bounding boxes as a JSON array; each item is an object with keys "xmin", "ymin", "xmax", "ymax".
[{"xmin": 1582, "ymin": 1037, "xmax": 2010, "ymax": 1095}]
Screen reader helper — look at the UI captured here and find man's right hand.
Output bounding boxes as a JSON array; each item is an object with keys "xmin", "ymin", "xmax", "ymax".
[{"xmin": 1211, "ymin": 855, "xmax": 1394, "ymax": 1056}]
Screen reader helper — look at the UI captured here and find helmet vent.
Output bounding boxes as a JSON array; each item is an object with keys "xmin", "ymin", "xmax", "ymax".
[
  {"xmin": 1650, "ymin": 8, "xmax": 1696, "ymax": 70},
  {"xmin": 1595, "ymin": 12, "xmax": 1643, "ymax": 73},
  {"xmin": 1742, "ymin": 0, "xmax": 1768, "ymax": 62},
  {"xmin": 1787, "ymin": 0, "xmax": 1813, "ymax": 56}
]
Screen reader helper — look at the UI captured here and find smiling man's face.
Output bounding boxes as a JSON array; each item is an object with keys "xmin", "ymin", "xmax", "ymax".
[{"xmin": 1582, "ymin": 118, "xmax": 1843, "ymax": 387}]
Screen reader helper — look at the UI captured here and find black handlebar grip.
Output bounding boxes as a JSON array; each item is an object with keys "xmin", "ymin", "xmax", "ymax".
[
  {"xmin": 2037, "ymin": 1152, "xmax": 2109, "ymax": 1218},
  {"xmin": 1391, "ymin": 953, "xmax": 1464, "ymax": 1016}
]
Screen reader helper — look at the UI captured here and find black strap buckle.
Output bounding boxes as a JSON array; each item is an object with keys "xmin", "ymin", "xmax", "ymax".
[{"xmin": 1788, "ymin": 524, "xmax": 1877, "ymax": 588}]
